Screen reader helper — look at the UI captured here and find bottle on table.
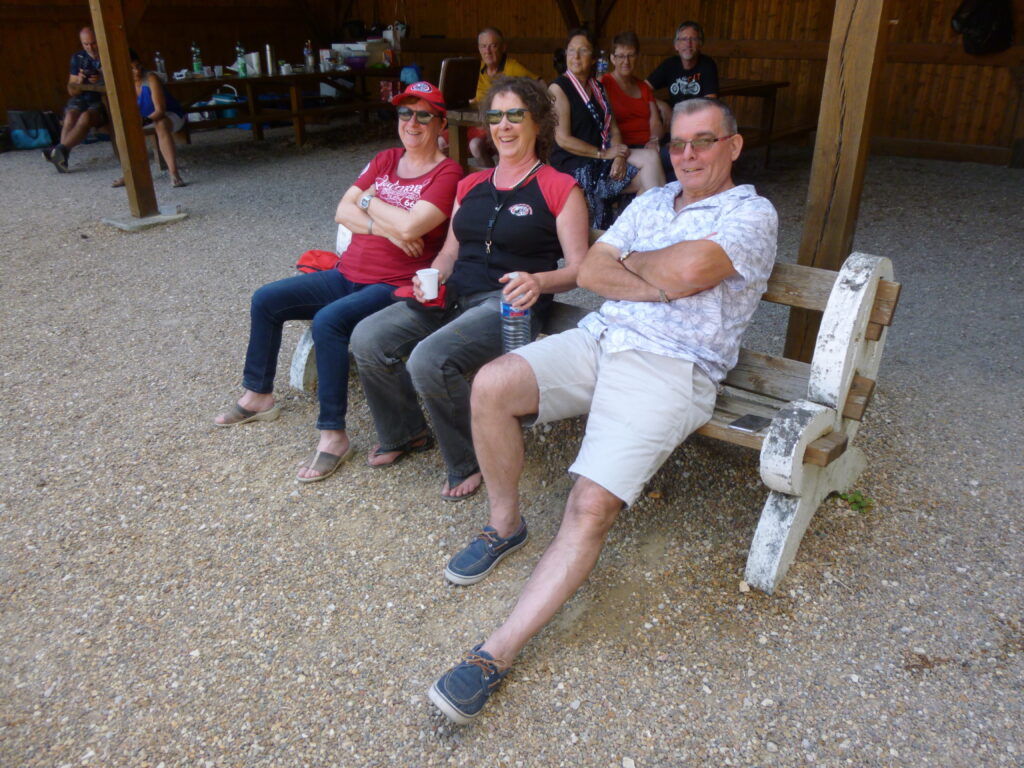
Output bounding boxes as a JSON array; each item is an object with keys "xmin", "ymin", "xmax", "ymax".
[
  {"xmin": 154, "ymin": 51, "xmax": 167, "ymax": 81},
  {"xmin": 500, "ymin": 298, "xmax": 532, "ymax": 353},
  {"xmin": 235, "ymin": 41, "xmax": 247, "ymax": 77},
  {"xmin": 304, "ymin": 40, "xmax": 315, "ymax": 71},
  {"xmin": 596, "ymin": 50, "xmax": 609, "ymax": 77},
  {"xmin": 191, "ymin": 41, "xmax": 203, "ymax": 75}
]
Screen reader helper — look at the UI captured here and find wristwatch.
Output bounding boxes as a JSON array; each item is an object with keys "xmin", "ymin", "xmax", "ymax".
[
  {"xmin": 618, "ymin": 250, "xmax": 634, "ymax": 262},
  {"xmin": 358, "ymin": 191, "xmax": 374, "ymax": 210}
]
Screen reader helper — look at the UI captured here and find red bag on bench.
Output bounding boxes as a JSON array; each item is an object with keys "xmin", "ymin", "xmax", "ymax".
[{"xmin": 296, "ymin": 249, "xmax": 340, "ymax": 273}]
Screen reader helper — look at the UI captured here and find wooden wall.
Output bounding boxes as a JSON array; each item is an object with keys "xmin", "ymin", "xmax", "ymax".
[{"xmin": 3, "ymin": 0, "xmax": 1022, "ymax": 164}]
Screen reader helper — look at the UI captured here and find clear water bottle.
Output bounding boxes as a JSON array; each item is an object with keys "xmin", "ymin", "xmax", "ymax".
[
  {"xmin": 501, "ymin": 299, "xmax": 532, "ymax": 353},
  {"xmin": 190, "ymin": 41, "xmax": 203, "ymax": 74},
  {"xmin": 596, "ymin": 50, "xmax": 609, "ymax": 77},
  {"xmin": 154, "ymin": 51, "xmax": 167, "ymax": 81},
  {"xmin": 304, "ymin": 40, "xmax": 315, "ymax": 71},
  {"xmin": 235, "ymin": 41, "xmax": 247, "ymax": 77}
]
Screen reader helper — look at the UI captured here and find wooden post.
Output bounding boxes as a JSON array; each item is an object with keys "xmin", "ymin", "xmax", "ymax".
[
  {"xmin": 89, "ymin": 0, "xmax": 158, "ymax": 218},
  {"xmin": 784, "ymin": 0, "xmax": 888, "ymax": 362}
]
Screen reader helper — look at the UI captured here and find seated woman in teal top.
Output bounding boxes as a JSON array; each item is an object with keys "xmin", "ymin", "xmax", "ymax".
[{"xmin": 113, "ymin": 49, "xmax": 187, "ymax": 188}]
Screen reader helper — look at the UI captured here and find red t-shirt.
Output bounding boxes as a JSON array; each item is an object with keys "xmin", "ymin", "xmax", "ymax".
[
  {"xmin": 600, "ymin": 74, "xmax": 655, "ymax": 147},
  {"xmin": 338, "ymin": 147, "xmax": 463, "ymax": 286}
]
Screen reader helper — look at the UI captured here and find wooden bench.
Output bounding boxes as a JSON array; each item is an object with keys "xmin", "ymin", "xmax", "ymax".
[{"xmin": 287, "ymin": 240, "xmax": 899, "ymax": 594}]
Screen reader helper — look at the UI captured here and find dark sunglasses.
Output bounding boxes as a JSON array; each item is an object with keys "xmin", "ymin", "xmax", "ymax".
[
  {"xmin": 396, "ymin": 106, "xmax": 440, "ymax": 124},
  {"xmin": 484, "ymin": 108, "xmax": 530, "ymax": 125}
]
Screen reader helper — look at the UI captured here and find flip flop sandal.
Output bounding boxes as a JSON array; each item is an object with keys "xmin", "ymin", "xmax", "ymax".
[
  {"xmin": 214, "ymin": 402, "xmax": 281, "ymax": 427},
  {"xmin": 172, "ymin": 176, "xmax": 188, "ymax": 188},
  {"xmin": 111, "ymin": 177, "xmax": 125, "ymax": 188},
  {"xmin": 367, "ymin": 433, "xmax": 435, "ymax": 468},
  {"xmin": 441, "ymin": 472, "xmax": 483, "ymax": 502},
  {"xmin": 297, "ymin": 445, "xmax": 355, "ymax": 484}
]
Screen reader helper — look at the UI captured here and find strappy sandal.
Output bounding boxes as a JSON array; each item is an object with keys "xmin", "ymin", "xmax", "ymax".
[
  {"xmin": 297, "ymin": 445, "xmax": 355, "ymax": 483},
  {"xmin": 214, "ymin": 402, "xmax": 281, "ymax": 427},
  {"xmin": 367, "ymin": 432, "xmax": 434, "ymax": 468}
]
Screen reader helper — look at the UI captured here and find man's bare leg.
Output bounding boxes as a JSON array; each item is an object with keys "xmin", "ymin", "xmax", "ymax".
[
  {"xmin": 480, "ymin": 476, "xmax": 623, "ymax": 663},
  {"xmin": 470, "ymin": 354, "xmax": 540, "ymax": 538}
]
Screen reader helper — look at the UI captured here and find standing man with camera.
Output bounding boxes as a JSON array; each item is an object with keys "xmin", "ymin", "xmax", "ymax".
[{"xmin": 43, "ymin": 26, "xmax": 108, "ymax": 173}]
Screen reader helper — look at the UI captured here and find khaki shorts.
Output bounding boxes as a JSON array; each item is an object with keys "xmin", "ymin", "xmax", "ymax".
[{"xmin": 514, "ymin": 328, "xmax": 717, "ymax": 506}]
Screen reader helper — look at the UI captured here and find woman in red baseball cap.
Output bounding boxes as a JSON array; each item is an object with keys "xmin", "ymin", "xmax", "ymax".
[{"xmin": 214, "ymin": 81, "xmax": 463, "ymax": 485}]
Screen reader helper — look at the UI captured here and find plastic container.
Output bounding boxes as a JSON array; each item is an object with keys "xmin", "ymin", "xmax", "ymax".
[{"xmin": 500, "ymin": 299, "xmax": 531, "ymax": 353}]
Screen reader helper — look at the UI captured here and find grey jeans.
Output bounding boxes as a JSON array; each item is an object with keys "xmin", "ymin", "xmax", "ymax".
[{"xmin": 350, "ymin": 289, "xmax": 539, "ymax": 486}]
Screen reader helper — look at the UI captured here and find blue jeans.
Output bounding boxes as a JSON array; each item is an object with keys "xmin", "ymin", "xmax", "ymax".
[
  {"xmin": 350, "ymin": 290, "xmax": 541, "ymax": 486},
  {"xmin": 242, "ymin": 269, "xmax": 396, "ymax": 430}
]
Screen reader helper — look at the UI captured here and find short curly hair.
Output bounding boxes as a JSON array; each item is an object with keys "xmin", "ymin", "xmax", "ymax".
[{"xmin": 480, "ymin": 75, "xmax": 557, "ymax": 163}]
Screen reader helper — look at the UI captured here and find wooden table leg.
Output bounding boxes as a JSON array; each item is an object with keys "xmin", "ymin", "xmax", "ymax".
[
  {"xmin": 243, "ymin": 83, "xmax": 263, "ymax": 141},
  {"xmin": 290, "ymin": 83, "xmax": 305, "ymax": 146},
  {"xmin": 449, "ymin": 121, "xmax": 470, "ymax": 172}
]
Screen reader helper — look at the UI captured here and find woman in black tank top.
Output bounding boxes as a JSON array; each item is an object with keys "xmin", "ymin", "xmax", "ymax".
[{"xmin": 548, "ymin": 28, "xmax": 664, "ymax": 228}]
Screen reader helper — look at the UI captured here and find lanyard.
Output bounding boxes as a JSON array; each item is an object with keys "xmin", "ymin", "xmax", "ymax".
[
  {"xmin": 484, "ymin": 161, "xmax": 543, "ymax": 255},
  {"xmin": 564, "ymin": 71, "xmax": 611, "ymax": 149}
]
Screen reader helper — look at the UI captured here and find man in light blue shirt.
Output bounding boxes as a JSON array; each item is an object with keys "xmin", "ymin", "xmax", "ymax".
[{"xmin": 428, "ymin": 98, "xmax": 778, "ymax": 724}]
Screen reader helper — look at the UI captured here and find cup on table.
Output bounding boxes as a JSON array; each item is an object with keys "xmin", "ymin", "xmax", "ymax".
[
  {"xmin": 417, "ymin": 268, "xmax": 440, "ymax": 300},
  {"xmin": 203, "ymin": 65, "xmax": 213, "ymax": 77},
  {"xmin": 214, "ymin": 65, "xmax": 224, "ymax": 77}
]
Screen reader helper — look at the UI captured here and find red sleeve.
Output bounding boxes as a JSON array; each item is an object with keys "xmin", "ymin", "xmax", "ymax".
[
  {"xmin": 354, "ymin": 147, "xmax": 399, "ymax": 191},
  {"xmin": 418, "ymin": 158, "xmax": 464, "ymax": 216},
  {"xmin": 455, "ymin": 169, "xmax": 492, "ymax": 205},
  {"xmin": 536, "ymin": 166, "xmax": 578, "ymax": 217}
]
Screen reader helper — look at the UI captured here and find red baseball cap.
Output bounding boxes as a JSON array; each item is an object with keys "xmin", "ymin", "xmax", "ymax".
[{"xmin": 391, "ymin": 81, "xmax": 446, "ymax": 114}]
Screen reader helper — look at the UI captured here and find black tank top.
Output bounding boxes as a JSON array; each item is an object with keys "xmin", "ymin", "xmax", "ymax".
[
  {"xmin": 447, "ymin": 168, "xmax": 562, "ymax": 314},
  {"xmin": 549, "ymin": 74, "xmax": 607, "ymax": 174}
]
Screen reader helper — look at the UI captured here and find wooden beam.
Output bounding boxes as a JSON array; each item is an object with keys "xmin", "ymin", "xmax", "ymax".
[
  {"xmin": 122, "ymin": 0, "xmax": 148, "ymax": 37},
  {"xmin": 89, "ymin": 0, "xmax": 158, "ymax": 218},
  {"xmin": 596, "ymin": 0, "xmax": 620, "ymax": 38},
  {"xmin": 553, "ymin": 0, "xmax": 580, "ymax": 31},
  {"xmin": 803, "ymin": 430, "xmax": 849, "ymax": 467},
  {"xmin": 784, "ymin": 0, "xmax": 889, "ymax": 363}
]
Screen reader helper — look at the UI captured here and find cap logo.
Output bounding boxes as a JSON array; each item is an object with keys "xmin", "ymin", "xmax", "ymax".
[{"xmin": 410, "ymin": 82, "xmax": 431, "ymax": 92}]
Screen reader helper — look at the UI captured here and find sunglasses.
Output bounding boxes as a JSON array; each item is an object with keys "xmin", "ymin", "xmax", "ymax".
[
  {"xmin": 668, "ymin": 135, "xmax": 734, "ymax": 153},
  {"xmin": 484, "ymin": 108, "xmax": 530, "ymax": 125},
  {"xmin": 396, "ymin": 106, "xmax": 440, "ymax": 124}
]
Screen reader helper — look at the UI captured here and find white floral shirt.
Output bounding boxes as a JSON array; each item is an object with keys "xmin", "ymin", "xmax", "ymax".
[{"xmin": 580, "ymin": 183, "xmax": 778, "ymax": 383}]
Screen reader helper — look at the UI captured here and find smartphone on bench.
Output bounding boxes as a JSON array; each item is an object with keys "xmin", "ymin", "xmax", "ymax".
[{"xmin": 728, "ymin": 414, "xmax": 772, "ymax": 433}]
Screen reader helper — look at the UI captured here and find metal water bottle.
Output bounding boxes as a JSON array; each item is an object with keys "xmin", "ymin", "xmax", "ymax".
[
  {"xmin": 154, "ymin": 51, "xmax": 167, "ymax": 81},
  {"xmin": 264, "ymin": 44, "xmax": 276, "ymax": 76},
  {"xmin": 501, "ymin": 299, "xmax": 532, "ymax": 353}
]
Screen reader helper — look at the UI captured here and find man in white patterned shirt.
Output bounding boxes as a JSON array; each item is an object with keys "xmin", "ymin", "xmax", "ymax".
[{"xmin": 428, "ymin": 98, "xmax": 778, "ymax": 725}]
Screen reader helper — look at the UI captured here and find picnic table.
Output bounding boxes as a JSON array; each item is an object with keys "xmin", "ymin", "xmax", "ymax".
[{"xmin": 77, "ymin": 67, "xmax": 402, "ymax": 147}]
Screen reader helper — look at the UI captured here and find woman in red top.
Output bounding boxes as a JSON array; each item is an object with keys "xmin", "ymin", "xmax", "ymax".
[
  {"xmin": 214, "ymin": 82, "xmax": 463, "ymax": 483},
  {"xmin": 600, "ymin": 31, "xmax": 662, "ymax": 149}
]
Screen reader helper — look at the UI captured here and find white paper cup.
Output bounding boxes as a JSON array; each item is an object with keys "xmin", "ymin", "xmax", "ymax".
[
  {"xmin": 214, "ymin": 65, "xmax": 224, "ymax": 77},
  {"xmin": 417, "ymin": 268, "xmax": 440, "ymax": 300}
]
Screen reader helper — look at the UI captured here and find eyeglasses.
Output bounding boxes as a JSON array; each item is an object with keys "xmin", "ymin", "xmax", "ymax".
[
  {"xmin": 566, "ymin": 47, "xmax": 592, "ymax": 57},
  {"xmin": 484, "ymin": 108, "xmax": 530, "ymax": 124},
  {"xmin": 612, "ymin": 52, "xmax": 637, "ymax": 60},
  {"xmin": 668, "ymin": 135, "xmax": 734, "ymax": 153},
  {"xmin": 396, "ymin": 106, "xmax": 439, "ymax": 124}
]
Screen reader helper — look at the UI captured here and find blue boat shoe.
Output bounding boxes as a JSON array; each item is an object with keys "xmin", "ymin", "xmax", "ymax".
[
  {"xmin": 428, "ymin": 644, "xmax": 509, "ymax": 724},
  {"xmin": 444, "ymin": 518, "xmax": 528, "ymax": 585}
]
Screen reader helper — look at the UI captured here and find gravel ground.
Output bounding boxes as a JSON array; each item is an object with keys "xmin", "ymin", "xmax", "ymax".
[{"xmin": 1, "ymin": 120, "xmax": 1022, "ymax": 767}]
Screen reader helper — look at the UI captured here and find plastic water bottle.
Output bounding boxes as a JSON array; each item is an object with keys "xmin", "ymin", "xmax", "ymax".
[
  {"xmin": 190, "ymin": 41, "xmax": 203, "ymax": 74},
  {"xmin": 501, "ymin": 299, "xmax": 532, "ymax": 353},
  {"xmin": 235, "ymin": 41, "xmax": 247, "ymax": 77},
  {"xmin": 304, "ymin": 40, "xmax": 315, "ymax": 71},
  {"xmin": 154, "ymin": 51, "xmax": 167, "ymax": 81},
  {"xmin": 596, "ymin": 50, "xmax": 609, "ymax": 77}
]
